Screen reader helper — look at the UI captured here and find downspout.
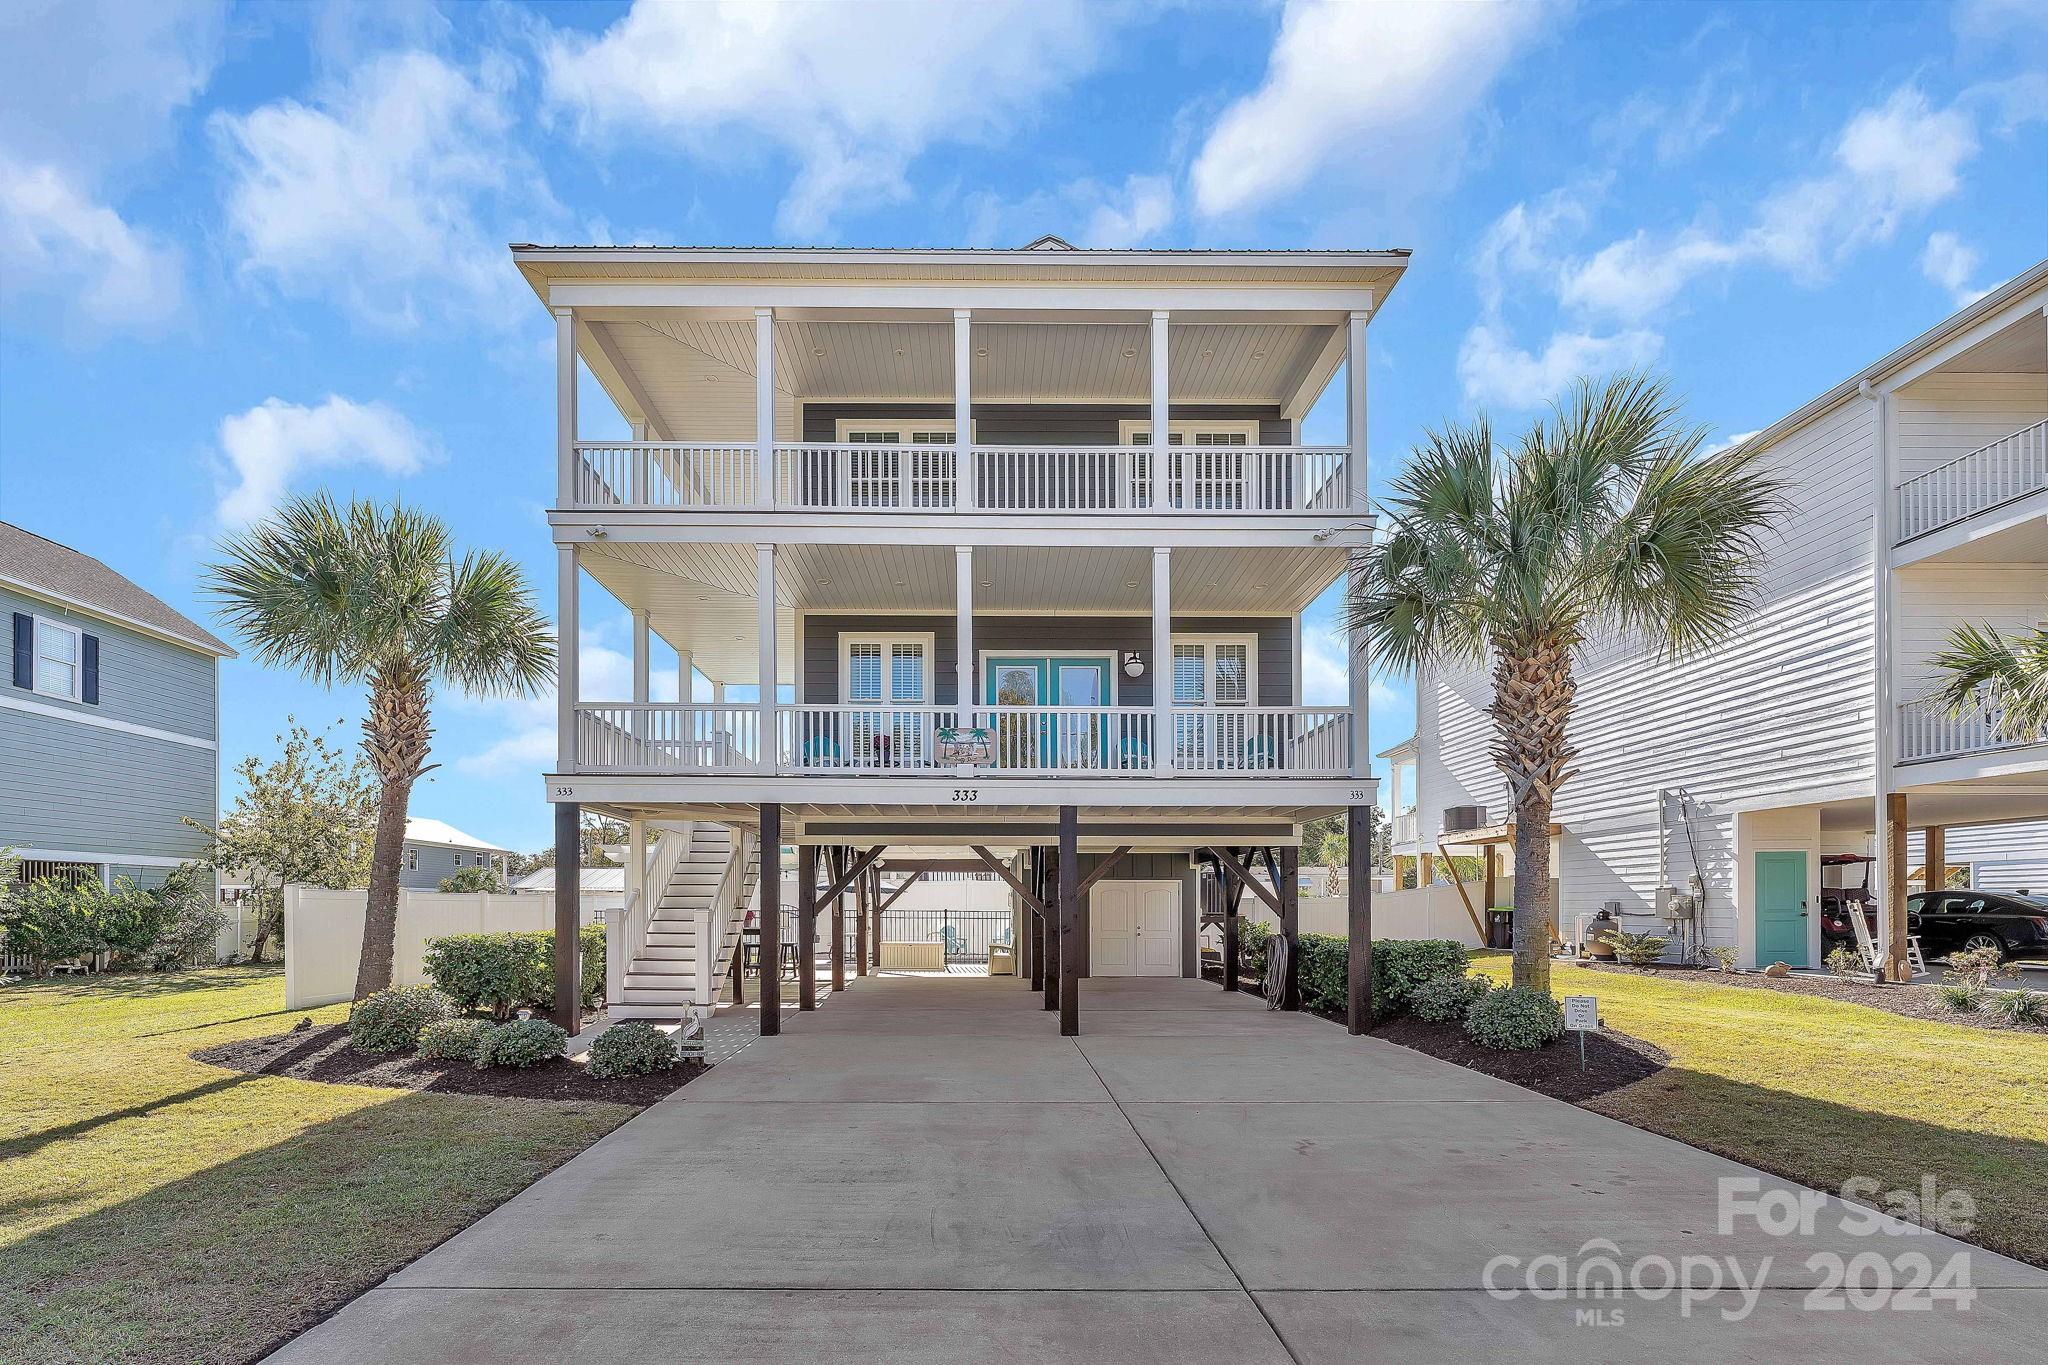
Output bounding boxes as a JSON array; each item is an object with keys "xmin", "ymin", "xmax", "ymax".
[{"xmin": 1865, "ymin": 378, "xmax": 1898, "ymax": 977}]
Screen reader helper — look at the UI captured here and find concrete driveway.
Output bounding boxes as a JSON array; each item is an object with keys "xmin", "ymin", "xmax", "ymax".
[{"xmin": 270, "ymin": 975, "xmax": 2044, "ymax": 1362}]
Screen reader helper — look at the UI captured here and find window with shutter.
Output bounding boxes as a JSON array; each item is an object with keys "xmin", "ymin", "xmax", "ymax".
[{"xmin": 30, "ymin": 617, "xmax": 82, "ymax": 701}]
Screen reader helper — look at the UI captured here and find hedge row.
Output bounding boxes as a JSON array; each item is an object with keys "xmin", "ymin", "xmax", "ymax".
[
  {"xmin": 421, "ymin": 924, "xmax": 605, "ymax": 1020},
  {"xmin": 1235, "ymin": 922, "xmax": 1468, "ymax": 1019}
]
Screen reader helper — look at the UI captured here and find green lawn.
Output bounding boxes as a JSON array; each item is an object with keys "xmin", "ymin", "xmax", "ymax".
[
  {"xmin": 0, "ymin": 966, "xmax": 634, "ymax": 1365},
  {"xmin": 1469, "ymin": 954, "xmax": 2048, "ymax": 1266}
]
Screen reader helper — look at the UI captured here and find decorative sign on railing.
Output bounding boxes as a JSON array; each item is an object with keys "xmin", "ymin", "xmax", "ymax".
[
  {"xmin": 1895, "ymin": 420, "xmax": 2048, "ymax": 543},
  {"xmin": 572, "ymin": 703, "xmax": 1351, "ymax": 776},
  {"xmin": 571, "ymin": 442, "xmax": 1352, "ymax": 515}
]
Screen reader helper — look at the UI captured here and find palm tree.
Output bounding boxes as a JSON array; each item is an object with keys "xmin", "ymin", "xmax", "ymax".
[
  {"xmin": 1347, "ymin": 373, "xmax": 1787, "ymax": 991},
  {"xmin": 1929, "ymin": 621, "xmax": 2048, "ymax": 742},
  {"xmin": 207, "ymin": 494, "xmax": 554, "ymax": 999}
]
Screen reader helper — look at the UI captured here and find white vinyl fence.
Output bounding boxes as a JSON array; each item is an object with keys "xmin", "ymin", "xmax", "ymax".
[
  {"xmin": 1235, "ymin": 886, "xmax": 1489, "ymax": 949},
  {"xmin": 284, "ymin": 887, "xmax": 607, "ymax": 1010}
]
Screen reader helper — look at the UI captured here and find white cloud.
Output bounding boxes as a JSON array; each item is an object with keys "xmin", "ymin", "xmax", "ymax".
[
  {"xmin": 965, "ymin": 173, "xmax": 1177, "ymax": 250},
  {"xmin": 455, "ymin": 634, "xmax": 679, "ymax": 779},
  {"xmin": 1189, "ymin": 0, "xmax": 1556, "ymax": 218},
  {"xmin": 540, "ymin": 0, "xmax": 1114, "ymax": 238},
  {"xmin": 1457, "ymin": 321, "xmax": 1663, "ymax": 412},
  {"xmin": 0, "ymin": 156, "xmax": 184, "ymax": 336},
  {"xmin": 1701, "ymin": 429, "xmax": 1760, "ymax": 459},
  {"xmin": 1920, "ymin": 231, "xmax": 1989, "ymax": 308},
  {"xmin": 1300, "ymin": 622, "xmax": 1401, "ymax": 712},
  {"xmin": 0, "ymin": 0, "xmax": 223, "ymax": 336},
  {"xmin": 215, "ymin": 396, "xmax": 435, "ymax": 526},
  {"xmin": 214, "ymin": 50, "xmax": 549, "ymax": 329},
  {"xmin": 1076, "ymin": 175, "xmax": 1176, "ymax": 248}
]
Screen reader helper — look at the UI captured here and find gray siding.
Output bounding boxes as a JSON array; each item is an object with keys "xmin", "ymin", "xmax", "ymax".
[
  {"xmin": 400, "ymin": 842, "xmax": 505, "ymax": 890},
  {"xmin": 803, "ymin": 403, "xmax": 1291, "ymax": 445},
  {"xmin": 2, "ymin": 585, "xmax": 217, "ymax": 739},
  {"xmin": 802, "ymin": 614, "xmax": 1292, "ymax": 706},
  {"xmin": 0, "ymin": 707, "xmax": 216, "ymax": 862}
]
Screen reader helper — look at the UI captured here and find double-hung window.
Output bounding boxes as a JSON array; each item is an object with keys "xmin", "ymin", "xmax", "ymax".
[{"xmin": 33, "ymin": 619, "xmax": 81, "ymax": 700}]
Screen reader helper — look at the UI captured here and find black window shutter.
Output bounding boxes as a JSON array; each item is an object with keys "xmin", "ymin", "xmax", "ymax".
[
  {"xmin": 81, "ymin": 634, "xmax": 100, "ymax": 705},
  {"xmin": 10, "ymin": 614, "xmax": 29, "ymax": 690}
]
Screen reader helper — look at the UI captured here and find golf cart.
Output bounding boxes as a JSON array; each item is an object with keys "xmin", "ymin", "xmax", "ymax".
[{"xmin": 1819, "ymin": 854, "xmax": 1876, "ymax": 952}]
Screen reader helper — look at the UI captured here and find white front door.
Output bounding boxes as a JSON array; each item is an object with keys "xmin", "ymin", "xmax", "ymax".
[{"xmin": 1089, "ymin": 881, "xmax": 1182, "ymax": 977}]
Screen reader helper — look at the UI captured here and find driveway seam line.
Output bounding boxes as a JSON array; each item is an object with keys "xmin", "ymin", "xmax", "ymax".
[{"xmin": 1069, "ymin": 1036, "xmax": 1305, "ymax": 1365}]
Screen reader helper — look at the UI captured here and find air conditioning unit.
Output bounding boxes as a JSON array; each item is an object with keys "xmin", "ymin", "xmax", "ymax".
[{"xmin": 1442, "ymin": 805, "xmax": 1488, "ymax": 833}]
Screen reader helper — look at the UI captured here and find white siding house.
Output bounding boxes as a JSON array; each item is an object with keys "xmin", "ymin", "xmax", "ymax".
[{"xmin": 1403, "ymin": 262, "xmax": 2047, "ymax": 972}]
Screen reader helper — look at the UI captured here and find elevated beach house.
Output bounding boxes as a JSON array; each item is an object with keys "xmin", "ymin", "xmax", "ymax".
[
  {"xmin": 1400, "ymin": 263, "xmax": 2047, "ymax": 976},
  {"xmin": 2, "ymin": 521, "xmax": 232, "ymax": 895},
  {"xmin": 516, "ymin": 239, "xmax": 1398, "ymax": 1034}
]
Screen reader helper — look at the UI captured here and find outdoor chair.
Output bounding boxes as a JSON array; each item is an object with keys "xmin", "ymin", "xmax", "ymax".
[{"xmin": 1845, "ymin": 904, "xmax": 1927, "ymax": 978}]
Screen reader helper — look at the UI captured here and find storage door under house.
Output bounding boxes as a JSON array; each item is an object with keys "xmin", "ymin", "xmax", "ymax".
[{"xmin": 1088, "ymin": 881, "xmax": 1183, "ymax": 976}]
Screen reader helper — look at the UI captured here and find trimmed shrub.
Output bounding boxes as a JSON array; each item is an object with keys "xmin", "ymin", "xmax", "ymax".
[
  {"xmin": 1408, "ymin": 972, "xmax": 1490, "ymax": 1024},
  {"xmin": 416, "ymin": 1017, "xmax": 495, "ymax": 1063},
  {"xmin": 1935, "ymin": 981, "xmax": 1984, "ymax": 1012},
  {"xmin": 475, "ymin": 1017, "xmax": 567, "ymax": 1070},
  {"xmin": 1372, "ymin": 939, "xmax": 1470, "ymax": 1010},
  {"xmin": 1602, "ymin": 929, "xmax": 1670, "ymax": 968},
  {"xmin": 1463, "ymin": 984, "xmax": 1566, "ymax": 1051},
  {"xmin": 1232, "ymin": 928, "xmax": 1470, "ymax": 1019},
  {"xmin": 587, "ymin": 1021, "xmax": 679, "ymax": 1078},
  {"xmin": 1703, "ymin": 945, "xmax": 1740, "ymax": 973},
  {"xmin": 423, "ymin": 925, "xmax": 608, "ymax": 1021},
  {"xmin": 349, "ymin": 986, "xmax": 455, "ymax": 1054}
]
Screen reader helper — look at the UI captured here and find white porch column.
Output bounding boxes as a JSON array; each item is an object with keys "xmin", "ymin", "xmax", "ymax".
[
  {"xmin": 555, "ymin": 307, "xmax": 577, "ymax": 506},
  {"xmin": 1151, "ymin": 547, "xmax": 1172, "ymax": 776},
  {"xmin": 628, "ymin": 418, "xmax": 648, "ymax": 503},
  {"xmin": 630, "ymin": 608, "xmax": 650, "ymax": 739},
  {"xmin": 756, "ymin": 542, "xmax": 778, "ymax": 772},
  {"xmin": 955, "ymin": 545, "xmax": 975, "ymax": 724},
  {"xmin": 954, "ymin": 309, "xmax": 974, "ymax": 511},
  {"xmin": 1346, "ymin": 308, "xmax": 1370, "ymax": 513},
  {"xmin": 677, "ymin": 648, "xmax": 694, "ymax": 704},
  {"xmin": 557, "ymin": 545, "xmax": 579, "ymax": 772},
  {"xmin": 755, "ymin": 307, "xmax": 776, "ymax": 507},
  {"xmin": 1149, "ymin": 310, "xmax": 1170, "ymax": 509},
  {"xmin": 1347, "ymin": 551, "xmax": 1370, "ymax": 778}
]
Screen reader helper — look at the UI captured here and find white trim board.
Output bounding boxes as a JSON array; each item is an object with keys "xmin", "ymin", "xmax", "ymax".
[
  {"xmin": 9, "ymin": 847, "xmax": 193, "ymax": 869},
  {"xmin": 0, "ymin": 575, "xmax": 234, "ymax": 659},
  {"xmin": 0, "ymin": 693, "xmax": 217, "ymax": 750}
]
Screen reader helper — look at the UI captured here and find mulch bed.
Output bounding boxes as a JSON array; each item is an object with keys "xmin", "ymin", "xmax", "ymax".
[
  {"xmin": 1570, "ymin": 959, "xmax": 2048, "ymax": 1033},
  {"xmin": 194, "ymin": 1022, "xmax": 704, "ymax": 1106},
  {"xmin": 1200, "ymin": 967, "xmax": 1670, "ymax": 1102}
]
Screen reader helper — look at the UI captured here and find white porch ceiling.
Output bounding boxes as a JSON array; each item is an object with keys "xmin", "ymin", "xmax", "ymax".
[
  {"xmin": 1935, "ymin": 313, "xmax": 2047, "ymax": 375},
  {"xmin": 576, "ymin": 540, "xmax": 1345, "ymax": 683}
]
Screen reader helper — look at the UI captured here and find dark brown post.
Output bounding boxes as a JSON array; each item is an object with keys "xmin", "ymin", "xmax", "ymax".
[
  {"xmin": 551, "ymin": 802, "xmax": 581, "ymax": 1034},
  {"xmin": 1347, "ymin": 804, "xmax": 1373, "ymax": 1033},
  {"xmin": 1058, "ymin": 807, "xmax": 1079, "ymax": 1036},
  {"xmin": 868, "ymin": 867, "xmax": 882, "ymax": 968},
  {"xmin": 1482, "ymin": 843, "xmax": 1498, "ymax": 912},
  {"xmin": 1279, "ymin": 846, "xmax": 1300, "ymax": 1011},
  {"xmin": 853, "ymin": 853, "xmax": 869, "ymax": 978},
  {"xmin": 1886, "ymin": 792, "xmax": 1910, "ymax": 981},
  {"xmin": 730, "ymin": 940, "xmax": 745, "ymax": 1007},
  {"xmin": 1222, "ymin": 854, "xmax": 1241, "ymax": 994},
  {"xmin": 758, "ymin": 804, "xmax": 781, "ymax": 1036},
  {"xmin": 1025, "ymin": 848, "xmax": 1042, "ymax": 990},
  {"xmin": 829, "ymin": 846, "xmax": 847, "ymax": 993},
  {"xmin": 1042, "ymin": 845, "xmax": 1060, "ymax": 1012},
  {"xmin": 797, "ymin": 843, "xmax": 818, "ymax": 1010}
]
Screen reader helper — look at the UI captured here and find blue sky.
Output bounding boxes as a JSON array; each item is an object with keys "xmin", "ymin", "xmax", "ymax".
[{"xmin": 3, "ymin": 0, "xmax": 2043, "ymax": 854}]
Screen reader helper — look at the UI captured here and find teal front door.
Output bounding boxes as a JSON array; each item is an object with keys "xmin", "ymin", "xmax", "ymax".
[
  {"xmin": 1755, "ymin": 851, "xmax": 1810, "ymax": 967},
  {"xmin": 984, "ymin": 655, "xmax": 1113, "ymax": 768}
]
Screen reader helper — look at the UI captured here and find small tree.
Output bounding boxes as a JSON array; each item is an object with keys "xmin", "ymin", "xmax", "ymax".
[
  {"xmin": 190, "ymin": 719, "xmax": 376, "ymax": 963},
  {"xmin": 3, "ymin": 877, "xmax": 99, "ymax": 975},
  {"xmin": 440, "ymin": 865, "xmax": 508, "ymax": 894},
  {"xmin": 147, "ymin": 863, "xmax": 229, "ymax": 968}
]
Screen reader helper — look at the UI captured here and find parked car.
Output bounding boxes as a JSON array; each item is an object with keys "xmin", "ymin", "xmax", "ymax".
[{"xmin": 1908, "ymin": 890, "xmax": 2048, "ymax": 963}]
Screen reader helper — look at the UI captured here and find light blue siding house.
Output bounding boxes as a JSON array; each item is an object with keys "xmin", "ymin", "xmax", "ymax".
[
  {"xmin": 399, "ymin": 817, "xmax": 513, "ymax": 890},
  {"xmin": 1, "ymin": 522, "xmax": 234, "ymax": 892}
]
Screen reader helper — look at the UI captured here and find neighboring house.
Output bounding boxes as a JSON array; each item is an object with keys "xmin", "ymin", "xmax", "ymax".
[
  {"xmin": 518, "ymin": 237, "xmax": 1396, "ymax": 1027},
  {"xmin": 399, "ymin": 817, "xmax": 512, "ymax": 889},
  {"xmin": 1, "ymin": 522, "xmax": 232, "ymax": 893},
  {"xmin": 1403, "ymin": 263, "xmax": 2048, "ymax": 971},
  {"xmin": 510, "ymin": 865, "xmax": 625, "ymax": 897}
]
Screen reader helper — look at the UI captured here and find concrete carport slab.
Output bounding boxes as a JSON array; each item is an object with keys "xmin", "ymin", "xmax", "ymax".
[{"xmin": 269, "ymin": 974, "xmax": 2046, "ymax": 1364}]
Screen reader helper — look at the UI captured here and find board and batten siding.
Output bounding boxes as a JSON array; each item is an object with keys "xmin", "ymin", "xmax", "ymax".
[
  {"xmin": 1, "ymin": 584, "xmax": 219, "ymax": 868},
  {"xmin": 1891, "ymin": 372, "xmax": 2048, "ymax": 483},
  {"xmin": 800, "ymin": 613, "xmax": 1292, "ymax": 707},
  {"xmin": 1416, "ymin": 395, "xmax": 1884, "ymax": 942}
]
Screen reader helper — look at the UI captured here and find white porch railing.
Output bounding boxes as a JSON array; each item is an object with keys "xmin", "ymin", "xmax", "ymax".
[
  {"xmin": 1392, "ymin": 809, "xmax": 1418, "ymax": 847},
  {"xmin": 1895, "ymin": 420, "xmax": 2048, "ymax": 543},
  {"xmin": 1896, "ymin": 688, "xmax": 2047, "ymax": 764},
  {"xmin": 570, "ymin": 442, "xmax": 1352, "ymax": 515},
  {"xmin": 575, "ymin": 704, "xmax": 763, "ymax": 771},
  {"xmin": 572, "ymin": 703, "xmax": 1351, "ymax": 776}
]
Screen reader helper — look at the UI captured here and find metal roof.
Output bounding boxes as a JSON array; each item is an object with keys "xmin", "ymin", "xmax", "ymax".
[{"xmin": 0, "ymin": 521, "xmax": 233, "ymax": 657}]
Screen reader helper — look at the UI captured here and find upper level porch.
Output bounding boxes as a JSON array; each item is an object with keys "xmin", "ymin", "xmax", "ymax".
[{"xmin": 522, "ymin": 243, "xmax": 1402, "ymax": 534}]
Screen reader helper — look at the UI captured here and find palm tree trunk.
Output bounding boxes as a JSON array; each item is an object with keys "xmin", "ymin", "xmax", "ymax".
[
  {"xmin": 1489, "ymin": 637, "xmax": 1578, "ymax": 993},
  {"xmin": 354, "ymin": 669, "xmax": 434, "ymax": 1001},
  {"xmin": 354, "ymin": 775, "xmax": 412, "ymax": 999}
]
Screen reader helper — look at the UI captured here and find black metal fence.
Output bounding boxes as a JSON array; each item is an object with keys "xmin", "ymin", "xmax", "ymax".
[{"xmin": 881, "ymin": 908, "xmax": 1014, "ymax": 961}]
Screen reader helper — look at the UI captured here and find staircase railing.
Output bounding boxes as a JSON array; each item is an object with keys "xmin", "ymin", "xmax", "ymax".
[{"xmin": 695, "ymin": 828, "xmax": 756, "ymax": 1011}]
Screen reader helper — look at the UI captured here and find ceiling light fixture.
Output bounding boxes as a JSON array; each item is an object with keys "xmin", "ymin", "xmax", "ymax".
[
  {"xmin": 1200, "ymin": 348, "xmax": 1214, "ymax": 358},
  {"xmin": 975, "ymin": 347, "xmax": 988, "ymax": 357},
  {"xmin": 1121, "ymin": 348, "xmax": 1136, "ymax": 358},
  {"xmin": 813, "ymin": 347, "xmax": 825, "ymax": 356},
  {"xmin": 1252, "ymin": 350, "xmax": 1266, "ymax": 360}
]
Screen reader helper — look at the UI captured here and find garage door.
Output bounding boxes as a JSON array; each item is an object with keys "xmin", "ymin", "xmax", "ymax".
[{"xmin": 1089, "ymin": 881, "xmax": 1182, "ymax": 977}]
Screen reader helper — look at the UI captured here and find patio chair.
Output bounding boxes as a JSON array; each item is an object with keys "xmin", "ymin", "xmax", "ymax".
[
  {"xmin": 1845, "ymin": 903, "xmax": 1926, "ymax": 978},
  {"xmin": 801, "ymin": 734, "xmax": 843, "ymax": 768},
  {"xmin": 935, "ymin": 925, "xmax": 967, "ymax": 958}
]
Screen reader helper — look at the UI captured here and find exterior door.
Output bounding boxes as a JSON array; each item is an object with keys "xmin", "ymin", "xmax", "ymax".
[
  {"xmin": 1089, "ymin": 881, "xmax": 1182, "ymax": 977},
  {"xmin": 985, "ymin": 655, "xmax": 1112, "ymax": 769},
  {"xmin": 1755, "ymin": 851, "xmax": 1810, "ymax": 967}
]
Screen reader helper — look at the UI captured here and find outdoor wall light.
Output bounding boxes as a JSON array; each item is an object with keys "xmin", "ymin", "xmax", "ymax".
[{"xmin": 1123, "ymin": 651, "xmax": 1145, "ymax": 679}]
